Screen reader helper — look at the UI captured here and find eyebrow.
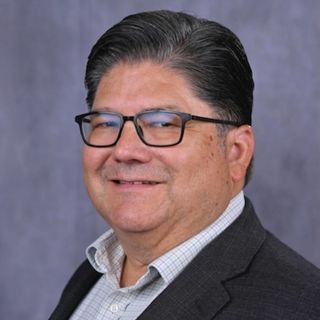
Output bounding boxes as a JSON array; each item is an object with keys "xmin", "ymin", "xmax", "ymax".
[
  {"xmin": 143, "ymin": 105, "xmax": 179, "ymax": 112},
  {"xmin": 91, "ymin": 106, "xmax": 114, "ymax": 112},
  {"xmin": 92, "ymin": 105, "xmax": 181, "ymax": 113}
]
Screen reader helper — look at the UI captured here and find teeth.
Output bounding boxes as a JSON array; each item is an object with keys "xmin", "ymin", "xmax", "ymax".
[{"xmin": 118, "ymin": 180, "xmax": 157, "ymax": 185}]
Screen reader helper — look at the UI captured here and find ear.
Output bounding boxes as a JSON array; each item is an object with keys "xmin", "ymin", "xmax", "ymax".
[{"xmin": 226, "ymin": 125, "xmax": 255, "ymax": 185}]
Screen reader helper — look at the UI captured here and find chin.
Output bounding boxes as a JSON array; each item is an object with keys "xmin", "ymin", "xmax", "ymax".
[
  {"xmin": 112, "ymin": 221, "xmax": 159, "ymax": 235},
  {"xmin": 101, "ymin": 209, "xmax": 163, "ymax": 234}
]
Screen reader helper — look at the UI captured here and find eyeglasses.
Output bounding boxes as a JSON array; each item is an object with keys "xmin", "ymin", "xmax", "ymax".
[{"xmin": 75, "ymin": 110, "xmax": 241, "ymax": 148}]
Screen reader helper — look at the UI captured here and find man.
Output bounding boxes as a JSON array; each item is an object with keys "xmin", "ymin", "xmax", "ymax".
[{"xmin": 50, "ymin": 10, "xmax": 320, "ymax": 319}]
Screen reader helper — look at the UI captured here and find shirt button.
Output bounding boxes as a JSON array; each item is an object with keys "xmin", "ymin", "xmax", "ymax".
[{"xmin": 110, "ymin": 303, "xmax": 119, "ymax": 313}]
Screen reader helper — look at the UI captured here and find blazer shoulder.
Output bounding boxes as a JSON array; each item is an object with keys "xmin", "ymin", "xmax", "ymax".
[
  {"xmin": 242, "ymin": 231, "xmax": 320, "ymax": 317},
  {"xmin": 260, "ymin": 231, "xmax": 320, "ymax": 284},
  {"xmin": 218, "ymin": 201, "xmax": 320, "ymax": 319}
]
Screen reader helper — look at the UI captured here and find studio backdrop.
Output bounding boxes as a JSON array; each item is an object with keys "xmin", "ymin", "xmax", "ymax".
[{"xmin": 0, "ymin": 1, "xmax": 319, "ymax": 319}]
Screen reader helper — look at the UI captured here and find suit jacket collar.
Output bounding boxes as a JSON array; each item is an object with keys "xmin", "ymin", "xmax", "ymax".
[
  {"xmin": 50, "ymin": 198, "xmax": 266, "ymax": 320},
  {"xmin": 138, "ymin": 198, "xmax": 266, "ymax": 319}
]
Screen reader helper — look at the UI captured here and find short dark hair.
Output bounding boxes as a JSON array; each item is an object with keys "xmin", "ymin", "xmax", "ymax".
[{"xmin": 85, "ymin": 10, "xmax": 254, "ymax": 183}]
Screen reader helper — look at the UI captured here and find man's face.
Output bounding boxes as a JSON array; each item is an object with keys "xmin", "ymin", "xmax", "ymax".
[{"xmin": 83, "ymin": 61, "xmax": 237, "ymax": 243}]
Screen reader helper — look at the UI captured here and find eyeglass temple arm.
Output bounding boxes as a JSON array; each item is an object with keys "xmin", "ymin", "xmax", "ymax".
[{"xmin": 190, "ymin": 115, "xmax": 241, "ymax": 126}]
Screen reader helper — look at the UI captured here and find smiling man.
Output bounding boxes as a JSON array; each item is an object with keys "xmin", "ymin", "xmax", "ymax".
[{"xmin": 50, "ymin": 10, "xmax": 320, "ymax": 320}]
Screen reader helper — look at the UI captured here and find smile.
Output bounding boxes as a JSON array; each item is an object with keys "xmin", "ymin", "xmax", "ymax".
[{"xmin": 114, "ymin": 180, "xmax": 159, "ymax": 185}]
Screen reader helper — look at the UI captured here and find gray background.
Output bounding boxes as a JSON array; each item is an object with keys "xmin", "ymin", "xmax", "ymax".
[{"xmin": 1, "ymin": 0, "xmax": 319, "ymax": 319}]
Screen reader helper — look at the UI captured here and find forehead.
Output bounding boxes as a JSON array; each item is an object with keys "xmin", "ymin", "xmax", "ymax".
[{"xmin": 93, "ymin": 61, "xmax": 215, "ymax": 116}]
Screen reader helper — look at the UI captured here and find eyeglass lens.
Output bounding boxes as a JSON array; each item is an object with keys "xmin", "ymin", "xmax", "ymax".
[
  {"xmin": 81, "ymin": 111, "xmax": 183, "ymax": 147},
  {"xmin": 82, "ymin": 113, "xmax": 122, "ymax": 146}
]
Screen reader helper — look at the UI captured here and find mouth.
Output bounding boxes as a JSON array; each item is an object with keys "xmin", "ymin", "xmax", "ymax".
[{"xmin": 112, "ymin": 180, "xmax": 159, "ymax": 185}]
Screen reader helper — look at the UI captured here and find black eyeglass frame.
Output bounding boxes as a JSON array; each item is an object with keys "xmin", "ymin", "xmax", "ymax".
[{"xmin": 75, "ymin": 110, "xmax": 242, "ymax": 148}]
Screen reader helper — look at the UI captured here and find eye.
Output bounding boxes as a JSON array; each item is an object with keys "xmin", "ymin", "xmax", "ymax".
[
  {"xmin": 149, "ymin": 120, "xmax": 176, "ymax": 127},
  {"xmin": 90, "ymin": 115, "xmax": 120, "ymax": 129},
  {"xmin": 95, "ymin": 121, "xmax": 119, "ymax": 128},
  {"xmin": 140, "ymin": 112, "xmax": 181, "ymax": 128}
]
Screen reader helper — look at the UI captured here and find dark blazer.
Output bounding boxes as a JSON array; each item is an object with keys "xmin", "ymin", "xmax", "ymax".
[{"xmin": 50, "ymin": 199, "xmax": 320, "ymax": 319}]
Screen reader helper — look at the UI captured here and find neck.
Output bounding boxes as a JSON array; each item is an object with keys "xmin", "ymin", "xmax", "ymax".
[
  {"xmin": 120, "ymin": 255, "xmax": 148, "ymax": 287},
  {"xmin": 115, "ymin": 211, "xmax": 222, "ymax": 286},
  {"xmin": 118, "ymin": 229, "xmax": 184, "ymax": 287},
  {"xmin": 117, "ymin": 226, "xmax": 181, "ymax": 266}
]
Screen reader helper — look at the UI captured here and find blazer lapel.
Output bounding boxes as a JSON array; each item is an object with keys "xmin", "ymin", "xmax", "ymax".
[
  {"xmin": 138, "ymin": 198, "xmax": 266, "ymax": 320},
  {"xmin": 49, "ymin": 259, "xmax": 101, "ymax": 320}
]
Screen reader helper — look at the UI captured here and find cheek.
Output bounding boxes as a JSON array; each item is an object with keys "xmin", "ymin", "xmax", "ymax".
[
  {"xmin": 83, "ymin": 147, "xmax": 110, "ymax": 172},
  {"xmin": 168, "ymin": 143, "xmax": 218, "ymax": 188},
  {"xmin": 208, "ymin": 135, "xmax": 215, "ymax": 159},
  {"xmin": 181, "ymin": 138, "xmax": 227, "ymax": 189},
  {"xmin": 82, "ymin": 148, "xmax": 111, "ymax": 208},
  {"xmin": 82, "ymin": 148, "xmax": 97, "ymax": 191},
  {"xmin": 82, "ymin": 147, "xmax": 112, "ymax": 195}
]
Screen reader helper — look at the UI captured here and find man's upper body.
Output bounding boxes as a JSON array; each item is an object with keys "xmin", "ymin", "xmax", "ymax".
[
  {"xmin": 50, "ymin": 10, "xmax": 320, "ymax": 319},
  {"xmin": 50, "ymin": 198, "xmax": 320, "ymax": 319}
]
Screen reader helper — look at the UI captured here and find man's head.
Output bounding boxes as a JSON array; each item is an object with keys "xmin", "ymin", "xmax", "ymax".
[
  {"xmin": 85, "ymin": 10, "xmax": 254, "ymax": 183},
  {"xmin": 80, "ymin": 10, "xmax": 255, "ymax": 249}
]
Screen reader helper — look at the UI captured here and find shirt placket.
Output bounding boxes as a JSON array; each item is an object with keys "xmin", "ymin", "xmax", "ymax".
[{"xmin": 97, "ymin": 289, "xmax": 134, "ymax": 320}]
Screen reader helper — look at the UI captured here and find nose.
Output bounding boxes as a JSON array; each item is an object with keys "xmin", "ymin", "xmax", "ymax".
[{"xmin": 111, "ymin": 121, "xmax": 152, "ymax": 163}]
